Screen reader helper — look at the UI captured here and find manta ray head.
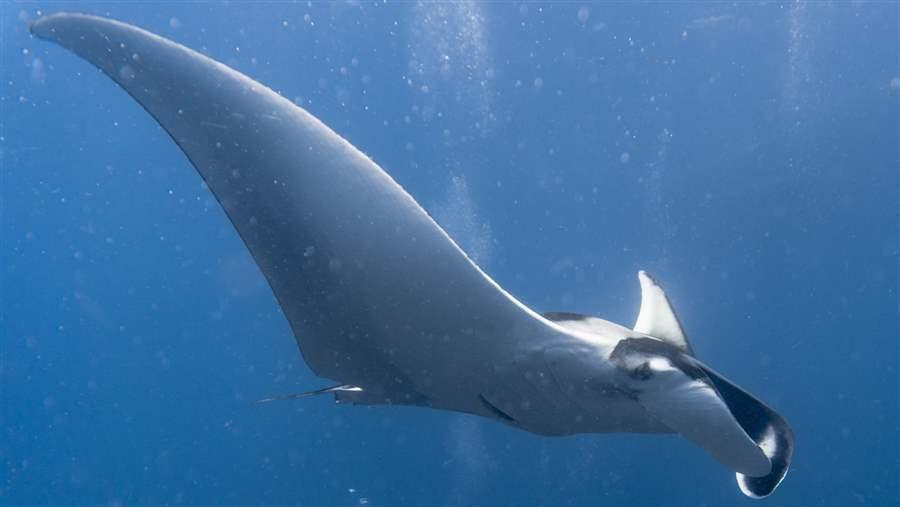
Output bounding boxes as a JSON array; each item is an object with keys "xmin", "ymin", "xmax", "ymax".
[{"xmin": 609, "ymin": 336, "xmax": 709, "ymax": 396}]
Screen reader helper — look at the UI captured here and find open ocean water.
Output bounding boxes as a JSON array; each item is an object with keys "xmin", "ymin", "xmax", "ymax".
[{"xmin": 1, "ymin": 2, "xmax": 898, "ymax": 506}]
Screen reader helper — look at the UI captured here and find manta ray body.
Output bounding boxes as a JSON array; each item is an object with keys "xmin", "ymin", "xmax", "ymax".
[{"xmin": 31, "ymin": 13, "xmax": 793, "ymax": 498}]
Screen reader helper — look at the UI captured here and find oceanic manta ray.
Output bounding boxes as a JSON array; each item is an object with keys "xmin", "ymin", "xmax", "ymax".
[{"xmin": 31, "ymin": 13, "xmax": 793, "ymax": 499}]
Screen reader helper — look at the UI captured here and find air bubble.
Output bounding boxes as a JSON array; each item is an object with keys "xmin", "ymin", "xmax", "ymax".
[{"xmin": 577, "ymin": 7, "xmax": 589, "ymax": 23}]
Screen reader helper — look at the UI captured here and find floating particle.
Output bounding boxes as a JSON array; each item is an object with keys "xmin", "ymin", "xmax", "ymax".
[
  {"xmin": 118, "ymin": 65, "xmax": 136, "ymax": 81},
  {"xmin": 577, "ymin": 7, "xmax": 590, "ymax": 23}
]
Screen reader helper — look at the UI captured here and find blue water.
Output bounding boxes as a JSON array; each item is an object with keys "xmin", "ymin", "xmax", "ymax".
[{"xmin": 2, "ymin": 2, "xmax": 897, "ymax": 506}]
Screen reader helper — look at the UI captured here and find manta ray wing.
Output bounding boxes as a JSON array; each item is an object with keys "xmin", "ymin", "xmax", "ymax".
[
  {"xmin": 30, "ymin": 13, "xmax": 564, "ymax": 413},
  {"xmin": 698, "ymin": 364, "xmax": 795, "ymax": 498}
]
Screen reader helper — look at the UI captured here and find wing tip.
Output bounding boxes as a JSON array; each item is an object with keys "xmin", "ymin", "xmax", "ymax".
[
  {"xmin": 30, "ymin": 12, "xmax": 139, "ymax": 43},
  {"xmin": 700, "ymin": 364, "xmax": 795, "ymax": 499},
  {"xmin": 735, "ymin": 423, "xmax": 794, "ymax": 498},
  {"xmin": 736, "ymin": 467, "xmax": 791, "ymax": 499},
  {"xmin": 637, "ymin": 269, "xmax": 658, "ymax": 289},
  {"xmin": 29, "ymin": 12, "xmax": 75, "ymax": 38}
]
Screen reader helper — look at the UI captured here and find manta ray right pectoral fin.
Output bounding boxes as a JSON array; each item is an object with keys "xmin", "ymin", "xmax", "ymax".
[
  {"xmin": 255, "ymin": 384, "xmax": 362, "ymax": 404},
  {"xmin": 633, "ymin": 270, "xmax": 694, "ymax": 355},
  {"xmin": 699, "ymin": 364, "xmax": 795, "ymax": 499}
]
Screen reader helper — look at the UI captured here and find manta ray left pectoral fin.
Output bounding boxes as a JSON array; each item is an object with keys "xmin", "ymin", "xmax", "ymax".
[
  {"xmin": 255, "ymin": 384, "xmax": 362, "ymax": 404},
  {"xmin": 633, "ymin": 270, "xmax": 694, "ymax": 355}
]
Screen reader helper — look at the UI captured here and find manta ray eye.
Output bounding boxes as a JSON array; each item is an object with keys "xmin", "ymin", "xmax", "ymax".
[{"xmin": 631, "ymin": 361, "xmax": 653, "ymax": 380}]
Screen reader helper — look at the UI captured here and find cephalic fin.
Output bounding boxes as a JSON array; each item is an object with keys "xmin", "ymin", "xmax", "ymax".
[
  {"xmin": 633, "ymin": 270, "xmax": 694, "ymax": 355},
  {"xmin": 255, "ymin": 384, "xmax": 362, "ymax": 404}
]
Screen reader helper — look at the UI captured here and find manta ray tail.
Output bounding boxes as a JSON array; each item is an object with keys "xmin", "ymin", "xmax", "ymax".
[{"xmin": 255, "ymin": 384, "xmax": 362, "ymax": 404}]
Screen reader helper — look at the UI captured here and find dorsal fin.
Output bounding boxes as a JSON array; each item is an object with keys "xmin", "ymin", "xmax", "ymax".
[{"xmin": 633, "ymin": 271, "xmax": 694, "ymax": 355}]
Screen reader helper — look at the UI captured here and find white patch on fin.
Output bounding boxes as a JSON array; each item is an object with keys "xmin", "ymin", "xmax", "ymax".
[{"xmin": 633, "ymin": 270, "xmax": 693, "ymax": 355}]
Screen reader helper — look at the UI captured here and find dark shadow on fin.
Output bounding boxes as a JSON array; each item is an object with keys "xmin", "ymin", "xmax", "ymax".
[
  {"xmin": 542, "ymin": 311, "xmax": 591, "ymax": 322},
  {"xmin": 478, "ymin": 393, "xmax": 517, "ymax": 423}
]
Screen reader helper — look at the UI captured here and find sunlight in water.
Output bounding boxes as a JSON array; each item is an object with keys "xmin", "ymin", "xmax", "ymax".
[
  {"xmin": 783, "ymin": 1, "xmax": 808, "ymax": 109},
  {"xmin": 431, "ymin": 174, "xmax": 493, "ymax": 267},
  {"xmin": 407, "ymin": 1, "xmax": 496, "ymax": 136}
]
